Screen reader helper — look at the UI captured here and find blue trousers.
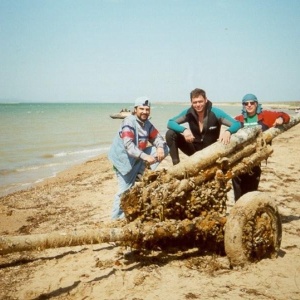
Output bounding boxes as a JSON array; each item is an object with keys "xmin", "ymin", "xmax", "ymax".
[{"xmin": 111, "ymin": 145, "xmax": 168, "ymax": 219}]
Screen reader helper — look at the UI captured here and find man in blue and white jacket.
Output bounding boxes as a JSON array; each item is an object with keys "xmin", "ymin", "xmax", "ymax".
[
  {"xmin": 108, "ymin": 96, "xmax": 169, "ymax": 219},
  {"xmin": 166, "ymin": 88, "xmax": 241, "ymax": 165}
]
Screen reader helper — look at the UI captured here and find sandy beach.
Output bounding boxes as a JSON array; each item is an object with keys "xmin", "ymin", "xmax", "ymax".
[{"xmin": 0, "ymin": 122, "xmax": 300, "ymax": 300}]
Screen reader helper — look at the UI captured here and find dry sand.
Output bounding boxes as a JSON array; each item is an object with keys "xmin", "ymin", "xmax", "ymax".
[{"xmin": 0, "ymin": 123, "xmax": 300, "ymax": 300}]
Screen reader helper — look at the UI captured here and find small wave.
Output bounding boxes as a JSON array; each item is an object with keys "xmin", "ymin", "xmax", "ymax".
[
  {"xmin": 54, "ymin": 147, "xmax": 106, "ymax": 157},
  {"xmin": 55, "ymin": 152, "xmax": 68, "ymax": 157},
  {"xmin": 16, "ymin": 162, "xmax": 61, "ymax": 172},
  {"xmin": 34, "ymin": 173, "xmax": 56, "ymax": 184},
  {"xmin": 0, "ymin": 168, "xmax": 17, "ymax": 175}
]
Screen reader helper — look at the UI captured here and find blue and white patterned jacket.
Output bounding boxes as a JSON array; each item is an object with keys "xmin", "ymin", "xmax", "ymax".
[{"xmin": 108, "ymin": 114, "xmax": 166, "ymax": 175}]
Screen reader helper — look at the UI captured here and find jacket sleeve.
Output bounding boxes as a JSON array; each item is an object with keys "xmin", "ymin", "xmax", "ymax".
[
  {"xmin": 261, "ymin": 110, "xmax": 291, "ymax": 128},
  {"xmin": 120, "ymin": 117, "xmax": 144, "ymax": 158},
  {"xmin": 167, "ymin": 108, "xmax": 190, "ymax": 133},
  {"xmin": 274, "ymin": 111, "xmax": 290, "ymax": 124},
  {"xmin": 148, "ymin": 124, "xmax": 166, "ymax": 149},
  {"xmin": 212, "ymin": 107, "xmax": 242, "ymax": 133}
]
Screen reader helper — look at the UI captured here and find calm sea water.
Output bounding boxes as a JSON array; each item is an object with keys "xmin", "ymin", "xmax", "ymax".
[{"xmin": 2, "ymin": 102, "xmax": 288, "ymax": 197}]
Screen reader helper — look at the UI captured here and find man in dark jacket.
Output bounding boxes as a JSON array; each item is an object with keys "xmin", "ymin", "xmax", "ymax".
[
  {"xmin": 166, "ymin": 88, "xmax": 242, "ymax": 165},
  {"xmin": 233, "ymin": 93, "xmax": 290, "ymax": 201}
]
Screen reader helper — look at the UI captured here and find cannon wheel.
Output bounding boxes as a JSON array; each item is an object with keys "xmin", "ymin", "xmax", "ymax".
[{"xmin": 224, "ymin": 191, "xmax": 282, "ymax": 267}]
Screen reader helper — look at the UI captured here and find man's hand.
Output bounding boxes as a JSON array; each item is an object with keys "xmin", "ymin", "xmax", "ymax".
[
  {"xmin": 144, "ymin": 154, "xmax": 158, "ymax": 165},
  {"xmin": 273, "ymin": 117, "xmax": 284, "ymax": 127},
  {"xmin": 144, "ymin": 147, "xmax": 165, "ymax": 165},
  {"xmin": 183, "ymin": 129, "xmax": 195, "ymax": 143},
  {"xmin": 156, "ymin": 147, "xmax": 165, "ymax": 162},
  {"xmin": 218, "ymin": 131, "xmax": 231, "ymax": 145}
]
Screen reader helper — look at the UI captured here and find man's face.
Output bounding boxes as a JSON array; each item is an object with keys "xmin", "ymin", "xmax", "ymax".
[
  {"xmin": 191, "ymin": 95, "xmax": 207, "ymax": 113},
  {"xmin": 243, "ymin": 101, "xmax": 257, "ymax": 117},
  {"xmin": 135, "ymin": 106, "xmax": 150, "ymax": 121}
]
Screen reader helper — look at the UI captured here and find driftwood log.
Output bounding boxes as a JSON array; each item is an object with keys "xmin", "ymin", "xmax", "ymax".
[{"xmin": 1, "ymin": 115, "xmax": 300, "ymax": 255}]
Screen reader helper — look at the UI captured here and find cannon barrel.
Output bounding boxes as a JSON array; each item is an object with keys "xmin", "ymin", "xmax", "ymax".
[{"xmin": 0, "ymin": 215, "xmax": 226, "ymax": 255}]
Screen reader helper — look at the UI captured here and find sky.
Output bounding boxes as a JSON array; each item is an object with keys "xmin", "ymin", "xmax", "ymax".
[{"xmin": 0, "ymin": 0, "xmax": 300, "ymax": 103}]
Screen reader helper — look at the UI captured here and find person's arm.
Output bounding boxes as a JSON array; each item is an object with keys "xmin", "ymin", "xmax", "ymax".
[
  {"xmin": 148, "ymin": 123, "xmax": 167, "ymax": 162},
  {"xmin": 260, "ymin": 110, "xmax": 290, "ymax": 128},
  {"xmin": 167, "ymin": 108, "xmax": 196, "ymax": 143},
  {"xmin": 167, "ymin": 108, "xmax": 190, "ymax": 133},
  {"xmin": 272, "ymin": 111, "xmax": 290, "ymax": 126},
  {"xmin": 212, "ymin": 107, "xmax": 242, "ymax": 134},
  {"xmin": 212, "ymin": 107, "xmax": 242, "ymax": 144},
  {"xmin": 121, "ymin": 117, "xmax": 144, "ymax": 158},
  {"xmin": 235, "ymin": 114, "xmax": 245, "ymax": 125}
]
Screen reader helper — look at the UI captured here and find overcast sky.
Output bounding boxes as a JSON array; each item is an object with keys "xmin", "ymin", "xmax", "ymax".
[{"xmin": 1, "ymin": 0, "xmax": 300, "ymax": 103}]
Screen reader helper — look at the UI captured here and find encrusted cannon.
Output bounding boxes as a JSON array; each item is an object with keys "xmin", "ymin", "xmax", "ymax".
[{"xmin": 1, "ymin": 116, "xmax": 300, "ymax": 267}]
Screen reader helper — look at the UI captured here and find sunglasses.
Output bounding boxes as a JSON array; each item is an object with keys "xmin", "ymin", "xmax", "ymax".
[{"xmin": 243, "ymin": 101, "xmax": 256, "ymax": 106}]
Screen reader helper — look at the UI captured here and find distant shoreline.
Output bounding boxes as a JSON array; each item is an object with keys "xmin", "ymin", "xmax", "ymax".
[
  {"xmin": 156, "ymin": 101, "xmax": 300, "ymax": 110},
  {"xmin": 1, "ymin": 100, "xmax": 300, "ymax": 109}
]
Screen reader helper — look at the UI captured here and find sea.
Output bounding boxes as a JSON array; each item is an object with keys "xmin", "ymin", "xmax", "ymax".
[{"xmin": 0, "ymin": 102, "xmax": 294, "ymax": 197}]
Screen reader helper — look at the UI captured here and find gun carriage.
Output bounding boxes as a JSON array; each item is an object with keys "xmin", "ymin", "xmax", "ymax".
[{"xmin": 1, "ymin": 116, "xmax": 299, "ymax": 267}]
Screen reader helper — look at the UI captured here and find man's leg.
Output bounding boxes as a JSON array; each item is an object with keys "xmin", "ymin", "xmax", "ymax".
[
  {"xmin": 241, "ymin": 165, "xmax": 261, "ymax": 194},
  {"xmin": 112, "ymin": 144, "xmax": 169, "ymax": 219},
  {"xmin": 165, "ymin": 129, "xmax": 195, "ymax": 165},
  {"xmin": 111, "ymin": 160, "xmax": 145, "ymax": 219},
  {"xmin": 232, "ymin": 176, "xmax": 243, "ymax": 202},
  {"xmin": 232, "ymin": 166, "xmax": 261, "ymax": 202}
]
